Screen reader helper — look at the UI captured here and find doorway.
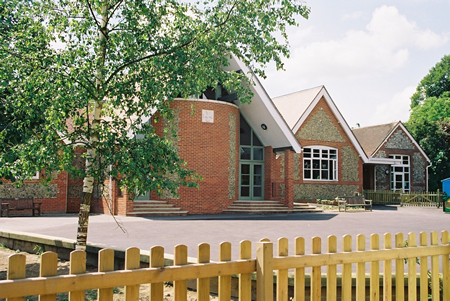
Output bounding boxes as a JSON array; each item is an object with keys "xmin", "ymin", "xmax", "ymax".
[{"xmin": 239, "ymin": 115, "xmax": 264, "ymax": 200}]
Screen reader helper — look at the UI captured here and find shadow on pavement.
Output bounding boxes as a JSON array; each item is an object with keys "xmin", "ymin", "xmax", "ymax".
[
  {"xmin": 143, "ymin": 212, "xmax": 338, "ymax": 221},
  {"xmin": 372, "ymin": 205, "xmax": 399, "ymax": 211}
]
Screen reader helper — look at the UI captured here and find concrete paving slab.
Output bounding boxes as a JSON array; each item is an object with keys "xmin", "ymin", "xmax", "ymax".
[{"xmin": 0, "ymin": 206, "xmax": 448, "ymax": 260}]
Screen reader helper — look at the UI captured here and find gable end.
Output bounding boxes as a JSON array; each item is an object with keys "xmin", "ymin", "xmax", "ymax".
[
  {"xmin": 385, "ymin": 130, "xmax": 414, "ymax": 150},
  {"xmin": 296, "ymin": 107, "xmax": 345, "ymax": 142}
]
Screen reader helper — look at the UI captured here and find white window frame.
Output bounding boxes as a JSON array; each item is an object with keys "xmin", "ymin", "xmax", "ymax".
[
  {"xmin": 303, "ymin": 146, "xmax": 338, "ymax": 181},
  {"xmin": 389, "ymin": 155, "xmax": 410, "ymax": 192}
]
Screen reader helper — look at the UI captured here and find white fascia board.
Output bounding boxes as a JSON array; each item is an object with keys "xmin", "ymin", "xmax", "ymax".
[
  {"xmin": 292, "ymin": 87, "xmax": 370, "ymax": 163},
  {"xmin": 367, "ymin": 158, "xmax": 403, "ymax": 165},
  {"xmin": 397, "ymin": 123, "xmax": 431, "ymax": 163},
  {"xmin": 229, "ymin": 55, "xmax": 302, "ymax": 153}
]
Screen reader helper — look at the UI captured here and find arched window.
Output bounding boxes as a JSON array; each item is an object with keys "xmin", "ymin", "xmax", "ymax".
[{"xmin": 303, "ymin": 147, "xmax": 338, "ymax": 181}]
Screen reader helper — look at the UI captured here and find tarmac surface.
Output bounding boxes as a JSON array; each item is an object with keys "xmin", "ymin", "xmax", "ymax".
[{"xmin": 0, "ymin": 205, "xmax": 449, "ymax": 260}]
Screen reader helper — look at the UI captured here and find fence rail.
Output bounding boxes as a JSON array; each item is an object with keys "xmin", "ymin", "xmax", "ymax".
[
  {"xmin": 1, "ymin": 231, "xmax": 449, "ymax": 301},
  {"xmin": 363, "ymin": 190, "xmax": 443, "ymax": 207}
]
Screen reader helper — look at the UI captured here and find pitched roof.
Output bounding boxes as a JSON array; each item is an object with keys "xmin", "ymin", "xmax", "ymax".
[
  {"xmin": 271, "ymin": 86, "xmax": 323, "ymax": 129},
  {"xmin": 352, "ymin": 122, "xmax": 399, "ymax": 157},
  {"xmin": 225, "ymin": 55, "xmax": 302, "ymax": 153},
  {"xmin": 273, "ymin": 86, "xmax": 370, "ymax": 163}
]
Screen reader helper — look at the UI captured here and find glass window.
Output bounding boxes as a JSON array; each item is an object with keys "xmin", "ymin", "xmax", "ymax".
[
  {"xmin": 389, "ymin": 155, "xmax": 410, "ymax": 192},
  {"xmin": 303, "ymin": 147, "xmax": 338, "ymax": 181}
]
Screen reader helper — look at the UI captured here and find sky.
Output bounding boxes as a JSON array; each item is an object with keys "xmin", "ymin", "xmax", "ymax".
[{"xmin": 260, "ymin": 0, "xmax": 450, "ymax": 128}]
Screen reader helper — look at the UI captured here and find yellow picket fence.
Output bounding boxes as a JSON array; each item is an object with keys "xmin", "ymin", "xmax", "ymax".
[{"xmin": 1, "ymin": 231, "xmax": 449, "ymax": 301}]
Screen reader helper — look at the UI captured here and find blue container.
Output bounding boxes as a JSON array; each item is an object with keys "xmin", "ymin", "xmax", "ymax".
[{"xmin": 442, "ymin": 178, "xmax": 450, "ymax": 212}]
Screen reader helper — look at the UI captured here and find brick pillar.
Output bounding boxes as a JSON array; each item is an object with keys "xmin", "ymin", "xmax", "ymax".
[
  {"xmin": 264, "ymin": 146, "xmax": 273, "ymax": 200},
  {"xmin": 284, "ymin": 149, "xmax": 294, "ymax": 209}
]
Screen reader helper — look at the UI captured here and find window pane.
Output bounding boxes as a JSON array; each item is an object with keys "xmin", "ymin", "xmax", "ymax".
[
  {"xmin": 321, "ymin": 160, "xmax": 328, "ymax": 169},
  {"xmin": 254, "ymin": 164, "xmax": 262, "ymax": 175},
  {"xmin": 241, "ymin": 187, "xmax": 250, "ymax": 197},
  {"xmin": 403, "ymin": 156, "xmax": 409, "ymax": 164},
  {"xmin": 254, "ymin": 175, "xmax": 262, "ymax": 186},
  {"xmin": 313, "ymin": 170, "xmax": 320, "ymax": 180},
  {"xmin": 304, "ymin": 160, "xmax": 311, "ymax": 169},
  {"xmin": 313, "ymin": 160, "xmax": 320, "ymax": 169},
  {"xmin": 253, "ymin": 132, "xmax": 263, "ymax": 146},
  {"xmin": 241, "ymin": 164, "xmax": 250, "ymax": 174},
  {"xmin": 253, "ymin": 148, "xmax": 263, "ymax": 160},
  {"xmin": 304, "ymin": 148, "xmax": 311, "ymax": 157},
  {"xmin": 241, "ymin": 175, "xmax": 250, "ymax": 185},
  {"xmin": 313, "ymin": 149, "xmax": 320, "ymax": 157},
  {"xmin": 240, "ymin": 115, "xmax": 252, "ymax": 145},
  {"xmin": 253, "ymin": 187, "xmax": 262, "ymax": 197},
  {"xmin": 330, "ymin": 150, "xmax": 337, "ymax": 159},
  {"xmin": 304, "ymin": 170, "xmax": 311, "ymax": 179},
  {"xmin": 241, "ymin": 147, "xmax": 251, "ymax": 160},
  {"xmin": 321, "ymin": 170, "xmax": 328, "ymax": 179}
]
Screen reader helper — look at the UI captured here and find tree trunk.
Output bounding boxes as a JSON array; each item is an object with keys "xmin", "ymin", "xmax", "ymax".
[
  {"xmin": 75, "ymin": 2, "xmax": 108, "ymax": 250},
  {"xmin": 76, "ymin": 177, "xmax": 94, "ymax": 250}
]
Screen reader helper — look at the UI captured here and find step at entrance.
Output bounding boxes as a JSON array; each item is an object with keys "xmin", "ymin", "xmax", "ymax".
[
  {"xmin": 223, "ymin": 200, "xmax": 322, "ymax": 214},
  {"xmin": 127, "ymin": 200, "xmax": 188, "ymax": 217}
]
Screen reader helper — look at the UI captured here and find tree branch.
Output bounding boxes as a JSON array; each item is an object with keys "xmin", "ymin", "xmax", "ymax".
[
  {"xmin": 104, "ymin": 0, "xmax": 238, "ymax": 89},
  {"xmin": 85, "ymin": 0, "xmax": 101, "ymax": 29}
]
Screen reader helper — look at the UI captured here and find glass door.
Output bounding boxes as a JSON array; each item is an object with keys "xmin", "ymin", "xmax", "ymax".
[
  {"xmin": 240, "ymin": 163, "xmax": 264, "ymax": 199},
  {"xmin": 239, "ymin": 115, "xmax": 264, "ymax": 200}
]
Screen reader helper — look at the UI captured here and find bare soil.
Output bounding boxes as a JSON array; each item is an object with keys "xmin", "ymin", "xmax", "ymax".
[{"xmin": 0, "ymin": 247, "xmax": 218, "ymax": 300}]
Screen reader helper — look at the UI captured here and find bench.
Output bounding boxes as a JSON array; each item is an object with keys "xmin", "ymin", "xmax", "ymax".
[
  {"xmin": 0, "ymin": 198, "xmax": 41, "ymax": 217},
  {"xmin": 338, "ymin": 196, "xmax": 372, "ymax": 212}
]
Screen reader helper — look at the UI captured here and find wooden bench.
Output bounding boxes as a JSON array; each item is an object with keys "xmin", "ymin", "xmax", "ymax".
[
  {"xmin": 338, "ymin": 196, "xmax": 372, "ymax": 212},
  {"xmin": 0, "ymin": 198, "xmax": 41, "ymax": 217}
]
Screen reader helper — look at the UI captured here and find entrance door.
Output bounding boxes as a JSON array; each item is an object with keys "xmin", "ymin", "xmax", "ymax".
[
  {"xmin": 240, "ymin": 163, "xmax": 264, "ymax": 199},
  {"xmin": 239, "ymin": 115, "xmax": 264, "ymax": 200},
  {"xmin": 389, "ymin": 155, "xmax": 410, "ymax": 192}
]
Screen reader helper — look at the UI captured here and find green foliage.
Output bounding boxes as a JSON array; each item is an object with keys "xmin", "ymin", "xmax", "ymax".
[
  {"xmin": 411, "ymin": 55, "xmax": 450, "ymax": 107},
  {"xmin": 0, "ymin": 0, "xmax": 309, "ymax": 196},
  {"xmin": 407, "ymin": 55, "xmax": 450, "ymax": 191},
  {"xmin": 33, "ymin": 244, "xmax": 45, "ymax": 257}
]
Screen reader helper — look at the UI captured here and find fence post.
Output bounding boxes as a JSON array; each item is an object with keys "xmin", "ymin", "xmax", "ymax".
[
  {"xmin": 7, "ymin": 253, "xmax": 26, "ymax": 301},
  {"xmin": 256, "ymin": 241, "xmax": 273, "ymax": 301}
]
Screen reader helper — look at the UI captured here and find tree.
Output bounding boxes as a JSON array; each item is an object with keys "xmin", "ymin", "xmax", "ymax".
[
  {"xmin": 1, "ymin": 0, "xmax": 310, "ymax": 249},
  {"xmin": 407, "ymin": 54, "xmax": 450, "ymax": 191}
]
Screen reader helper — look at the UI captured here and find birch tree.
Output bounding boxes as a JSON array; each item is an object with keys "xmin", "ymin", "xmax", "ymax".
[{"xmin": 1, "ymin": 0, "xmax": 310, "ymax": 249}]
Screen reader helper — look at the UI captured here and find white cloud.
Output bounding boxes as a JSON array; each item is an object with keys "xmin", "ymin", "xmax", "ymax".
[
  {"xmin": 370, "ymin": 86, "xmax": 416, "ymax": 125},
  {"xmin": 283, "ymin": 5, "xmax": 448, "ymax": 80},
  {"xmin": 342, "ymin": 11, "xmax": 363, "ymax": 20}
]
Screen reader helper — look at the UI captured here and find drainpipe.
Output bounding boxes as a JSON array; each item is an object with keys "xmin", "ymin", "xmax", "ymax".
[{"xmin": 426, "ymin": 162, "xmax": 432, "ymax": 192}]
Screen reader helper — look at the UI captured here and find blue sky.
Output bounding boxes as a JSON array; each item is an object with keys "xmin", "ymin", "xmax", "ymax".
[{"xmin": 261, "ymin": 0, "xmax": 450, "ymax": 128}]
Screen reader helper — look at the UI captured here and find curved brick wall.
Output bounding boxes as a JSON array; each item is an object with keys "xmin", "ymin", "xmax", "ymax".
[{"xmin": 151, "ymin": 99, "xmax": 240, "ymax": 214}]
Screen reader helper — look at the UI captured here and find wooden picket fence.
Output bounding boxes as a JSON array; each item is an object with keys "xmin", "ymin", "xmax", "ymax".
[
  {"xmin": 363, "ymin": 190, "xmax": 443, "ymax": 207},
  {"xmin": 400, "ymin": 191, "xmax": 443, "ymax": 208},
  {"xmin": 1, "ymin": 231, "xmax": 450, "ymax": 301}
]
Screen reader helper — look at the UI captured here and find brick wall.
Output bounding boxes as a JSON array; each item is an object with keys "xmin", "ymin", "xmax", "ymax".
[
  {"xmin": 136, "ymin": 99, "xmax": 240, "ymax": 214},
  {"xmin": 0, "ymin": 170, "xmax": 68, "ymax": 214}
]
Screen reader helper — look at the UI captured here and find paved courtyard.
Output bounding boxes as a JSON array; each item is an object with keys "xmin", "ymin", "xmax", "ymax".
[{"xmin": 0, "ymin": 206, "xmax": 448, "ymax": 260}]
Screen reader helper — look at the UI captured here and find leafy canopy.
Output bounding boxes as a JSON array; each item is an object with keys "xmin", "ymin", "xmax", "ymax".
[
  {"xmin": 0, "ymin": 0, "xmax": 309, "ymax": 196},
  {"xmin": 407, "ymin": 54, "xmax": 450, "ymax": 191}
]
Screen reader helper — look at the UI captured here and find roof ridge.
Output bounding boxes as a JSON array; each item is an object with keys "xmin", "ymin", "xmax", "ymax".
[
  {"xmin": 272, "ymin": 85, "xmax": 324, "ymax": 99},
  {"xmin": 353, "ymin": 121, "xmax": 399, "ymax": 131}
]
